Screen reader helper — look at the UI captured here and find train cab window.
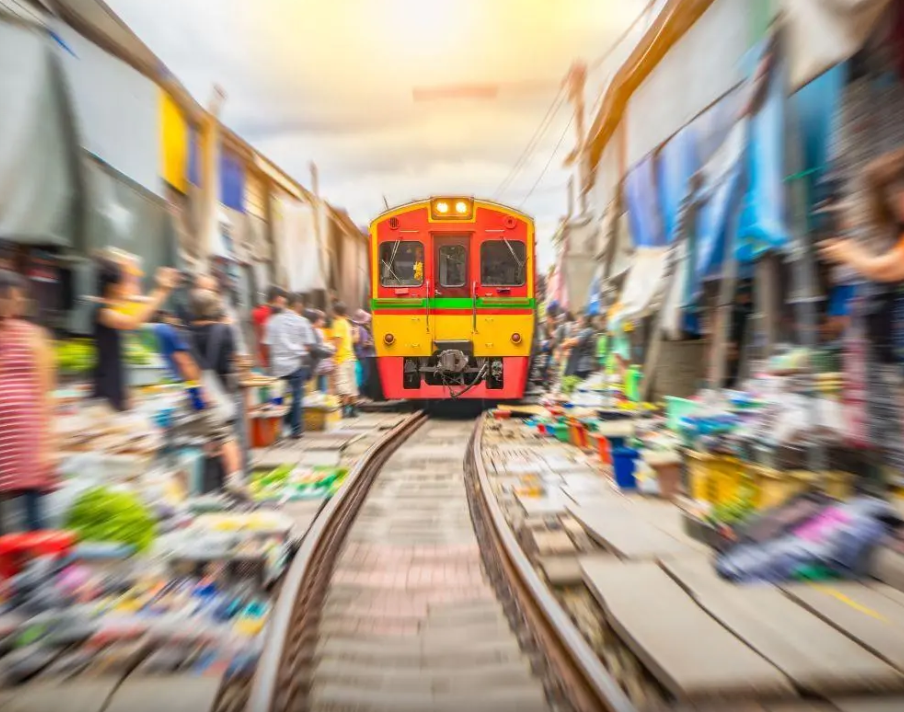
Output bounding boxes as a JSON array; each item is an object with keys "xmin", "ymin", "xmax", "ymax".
[
  {"xmin": 380, "ymin": 240, "xmax": 424, "ymax": 287},
  {"xmin": 438, "ymin": 245, "xmax": 467, "ymax": 287},
  {"xmin": 480, "ymin": 240, "xmax": 526, "ymax": 286}
]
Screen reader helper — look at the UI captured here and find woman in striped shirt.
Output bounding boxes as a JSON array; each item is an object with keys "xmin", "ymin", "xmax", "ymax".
[{"xmin": 0, "ymin": 270, "xmax": 56, "ymax": 531}]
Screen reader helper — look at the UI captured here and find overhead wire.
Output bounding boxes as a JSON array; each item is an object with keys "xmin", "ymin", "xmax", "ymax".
[
  {"xmin": 493, "ymin": 85, "xmax": 567, "ymax": 200},
  {"xmin": 518, "ymin": 113, "xmax": 575, "ymax": 209}
]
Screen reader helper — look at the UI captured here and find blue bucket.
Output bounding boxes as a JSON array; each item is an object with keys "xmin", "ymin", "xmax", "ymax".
[{"xmin": 612, "ymin": 447, "xmax": 639, "ymax": 490}]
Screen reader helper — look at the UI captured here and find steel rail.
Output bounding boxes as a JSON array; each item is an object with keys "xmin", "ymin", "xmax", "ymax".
[
  {"xmin": 246, "ymin": 410, "xmax": 428, "ymax": 712},
  {"xmin": 467, "ymin": 413, "xmax": 638, "ymax": 712}
]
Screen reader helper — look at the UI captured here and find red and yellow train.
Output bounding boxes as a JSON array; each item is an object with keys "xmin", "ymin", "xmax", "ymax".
[{"xmin": 369, "ymin": 197, "xmax": 536, "ymax": 400}]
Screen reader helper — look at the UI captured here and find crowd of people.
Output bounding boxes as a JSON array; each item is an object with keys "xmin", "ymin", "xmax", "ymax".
[
  {"xmin": 536, "ymin": 303, "xmax": 630, "ymax": 391},
  {"xmin": 0, "ymin": 251, "xmax": 380, "ymax": 531}
]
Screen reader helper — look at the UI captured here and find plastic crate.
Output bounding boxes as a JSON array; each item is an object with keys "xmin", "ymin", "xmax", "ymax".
[{"xmin": 684, "ymin": 450, "xmax": 746, "ymax": 504}]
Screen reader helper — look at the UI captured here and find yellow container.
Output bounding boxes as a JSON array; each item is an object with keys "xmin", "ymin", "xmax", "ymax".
[
  {"xmin": 750, "ymin": 467, "xmax": 815, "ymax": 509},
  {"xmin": 684, "ymin": 451, "xmax": 746, "ymax": 504},
  {"xmin": 304, "ymin": 406, "xmax": 341, "ymax": 432}
]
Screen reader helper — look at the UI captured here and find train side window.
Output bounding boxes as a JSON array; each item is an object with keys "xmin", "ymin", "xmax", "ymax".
[
  {"xmin": 438, "ymin": 245, "xmax": 467, "ymax": 287},
  {"xmin": 379, "ymin": 240, "xmax": 424, "ymax": 287},
  {"xmin": 480, "ymin": 240, "xmax": 526, "ymax": 286}
]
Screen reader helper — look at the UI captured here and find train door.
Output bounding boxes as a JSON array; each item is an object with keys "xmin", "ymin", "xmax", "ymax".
[{"xmin": 431, "ymin": 235, "xmax": 472, "ymax": 342}]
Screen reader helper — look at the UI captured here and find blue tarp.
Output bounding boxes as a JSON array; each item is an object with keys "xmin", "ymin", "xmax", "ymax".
[
  {"xmin": 220, "ymin": 149, "xmax": 245, "ymax": 212},
  {"xmin": 737, "ymin": 42, "xmax": 789, "ymax": 263},
  {"xmin": 792, "ymin": 63, "xmax": 845, "ymax": 224},
  {"xmin": 657, "ymin": 124, "xmax": 698, "ymax": 245},
  {"xmin": 625, "ymin": 156, "xmax": 665, "ymax": 248}
]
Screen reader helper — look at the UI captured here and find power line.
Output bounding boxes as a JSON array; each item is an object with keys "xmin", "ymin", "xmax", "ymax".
[
  {"xmin": 589, "ymin": 0, "xmax": 659, "ymax": 72},
  {"xmin": 519, "ymin": 113, "xmax": 574, "ymax": 209},
  {"xmin": 493, "ymin": 84, "xmax": 566, "ymax": 200}
]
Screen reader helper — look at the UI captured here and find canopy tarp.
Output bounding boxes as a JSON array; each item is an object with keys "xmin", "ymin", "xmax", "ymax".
[
  {"xmin": 611, "ymin": 247, "xmax": 669, "ymax": 329},
  {"xmin": 54, "ymin": 20, "xmax": 160, "ymax": 197},
  {"xmin": 273, "ymin": 196, "xmax": 325, "ymax": 292},
  {"xmin": 737, "ymin": 38, "xmax": 790, "ymax": 263},
  {"xmin": 625, "ymin": 155, "xmax": 665, "ymax": 248},
  {"xmin": 0, "ymin": 21, "xmax": 81, "ymax": 247},
  {"xmin": 783, "ymin": 0, "xmax": 894, "ymax": 92}
]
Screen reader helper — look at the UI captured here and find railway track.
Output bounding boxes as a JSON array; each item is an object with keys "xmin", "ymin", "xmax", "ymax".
[{"xmin": 244, "ymin": 411, "xmax": 633, "ymax": 712}]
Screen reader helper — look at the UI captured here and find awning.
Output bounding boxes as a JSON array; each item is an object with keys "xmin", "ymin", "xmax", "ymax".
[
  {"xmin": 54, "ymin": 20, "xmax": 161, "ymax": 197},
  {"xmin": 782, "ymin": 0, "xmax": 895, "ymax": 92},
  {"xmin": 0, "ymin": 21, "xmax": 81, "ymax": 247},
  {"xmin": 272, "ymin": 196, "xmax": 325, "ymax": 292},
  {"xmin": 612, "ymin": 247, "xmax": 670, "ymax": 328},
  {"xmin": 561, "ymin": 216, "xmax": 603, "ymax": 311}
]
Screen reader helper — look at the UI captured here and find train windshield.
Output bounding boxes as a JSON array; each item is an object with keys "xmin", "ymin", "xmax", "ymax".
[
  {"xmin": 480, "ymin": 240, "xmax": 526, "ymax": 286},
  {"xmin": 380, "ymin": 240, "xmax": 424, "ymax": 286}
]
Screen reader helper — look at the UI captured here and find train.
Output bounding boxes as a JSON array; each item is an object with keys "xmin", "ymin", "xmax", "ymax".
[{"xmin": 369, "ymin": 197, "xmax": 536, "ymax": 401}]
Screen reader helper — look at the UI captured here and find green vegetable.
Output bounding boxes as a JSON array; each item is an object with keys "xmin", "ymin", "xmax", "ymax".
[
  {"xmin": 55, "ymin": 339, "xmax": 97, "ymax": 374},
  {"xmin": 561, "ymin": 376, "xmax": 582, "ymax": 396},
  {"xmin": 65, "ymin": 487, "xmax": 156, "ymax": 552}
]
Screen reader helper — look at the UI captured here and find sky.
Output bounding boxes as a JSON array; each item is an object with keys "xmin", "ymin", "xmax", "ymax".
[{"xmin": 108, "ymin": 0, "xmax": 648, "ymax": 268}]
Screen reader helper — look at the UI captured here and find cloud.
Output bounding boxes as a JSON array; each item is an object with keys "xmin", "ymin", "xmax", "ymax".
[{"xmin": 108, "ymin": 0, "xmax": 648, "ymax": 268}]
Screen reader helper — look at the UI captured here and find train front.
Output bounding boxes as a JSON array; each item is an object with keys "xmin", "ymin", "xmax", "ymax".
[{"xmin": 370, "ymin": 197, "xmax": 535, "ymax": 401}]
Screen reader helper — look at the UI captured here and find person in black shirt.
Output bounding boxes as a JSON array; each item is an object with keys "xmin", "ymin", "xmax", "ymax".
[{"xmin": 91, "ymin": 257, "xmax": 177, "ymax": 411}]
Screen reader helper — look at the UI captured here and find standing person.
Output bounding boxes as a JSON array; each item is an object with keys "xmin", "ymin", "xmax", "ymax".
[
  {"xmin": 538, "ymin": 304, "xmax": 560, "ymax": 389},
  {"xmin": 0, "ymin": 270, "xmax": 56, "ymax": 531},
  {"xmin": 151, "ymin": 311, "xmax": 243, "ymax": 488},
  {"xmin": 188, "ymin": 289, "xmax": 247, "ymax": 493},
  {"xmin": 252, "ymin": 286, "xmax": 287, "ymax": 369},
  {"xmin": 196, "ymin": 271, "xmax": 250, "ymax": 356},
  {"xmin": 563, "ymin": 314, "xmax": 598, "ymax": 381},
  {"xmin": 330, "ymin": 302, "xmax": 359, "ymax": 417},
  {"xmin": 351, "ymin": 309, "xmax": 376, "ymax": 400},
  {"xmin": 309, "ymin": 310, "xmax": 335, "ymax": 393},
  {"xmin": 265, "ymin": 293, "xmax": 316, "ymax": 439},
  {"xmin": 92, "ymin": 257, "xmax": 177, "ymax": 412}
]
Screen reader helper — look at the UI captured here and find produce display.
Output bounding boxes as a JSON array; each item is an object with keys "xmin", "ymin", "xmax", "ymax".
[
  {"xmin": 66, "ymin": 487, "xmax": 157, "ymax": 553},
  {"xmin": 250, "ymin": 466, "xmax": 348, "ymax": 502},
  {"xmin": 0, "ymin": 555, "xmax": 269, "ymax": 689},
  {"xmin": 54, "ymin": 339, "xmax": 95, "ymax": 375}
]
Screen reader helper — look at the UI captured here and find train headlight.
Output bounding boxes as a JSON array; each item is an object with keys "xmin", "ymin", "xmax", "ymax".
[
  {"xmin": 431, "ymin": 197, "xmax": 472, "ymax": 220},
  {"xmin": 384, "ymin": 333, "xmax": 395, "ymax": 345},
  {"xmin": 511, "ymin": 333, "xmax": 522, "ymax": 344}
]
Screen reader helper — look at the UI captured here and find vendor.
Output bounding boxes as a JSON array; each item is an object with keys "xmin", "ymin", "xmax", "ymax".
[
  {"xmin": 821, "ymin": 147, "xmax": 904, "ymax": 282},
  {"xmin": 562, "ymin": 313, "xmax": 598, "ymax": 381},
  {"xmin": 151, "ymin": 311, "xmax": 243, "ymax": 495},
  {"xmin": 92, "ymin": 256, "xmax": 177, "ymax": 412},
  {"xmin": 0, "ymin": 269, "xmax": 56, "ymax": 531}
]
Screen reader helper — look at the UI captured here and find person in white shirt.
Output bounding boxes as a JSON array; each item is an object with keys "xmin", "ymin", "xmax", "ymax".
[{"xmin": 264, "ymin": 292, "xmax": 316, "ymax": 438}]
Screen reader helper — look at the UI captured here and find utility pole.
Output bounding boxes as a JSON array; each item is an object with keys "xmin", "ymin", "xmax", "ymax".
[
  {"xmin": 200, "ymin": 85, "xmax": 226, "ymax": 269},
  {"xmin": 565, "ymin": 61, "xmax": 588, "ymax": 216}
]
